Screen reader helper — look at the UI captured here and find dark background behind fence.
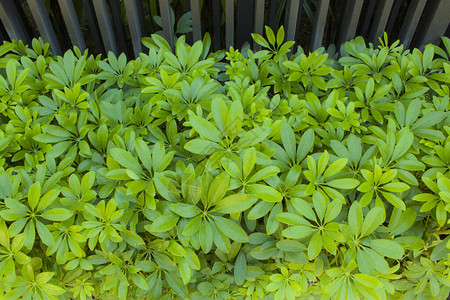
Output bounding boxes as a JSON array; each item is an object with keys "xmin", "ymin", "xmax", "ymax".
[{"xmin": 0, "ymin": 0, "xmax": 449, "ymax": 57}]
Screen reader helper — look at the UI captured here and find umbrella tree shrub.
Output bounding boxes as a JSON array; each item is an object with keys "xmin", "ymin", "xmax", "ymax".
[{"xmin": 0, "ymin": 27, "xmax": 449, "ymax": 299}]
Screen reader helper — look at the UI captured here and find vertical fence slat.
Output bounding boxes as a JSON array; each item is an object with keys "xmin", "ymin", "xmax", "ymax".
[
  {"xmin": 285, "ymin": 0, "xmax": 301, "ymax": 42},
  {"xmin": 359, "ymin": 0, "xmax": 376, "ymax": 36},
  {"xmin": 310, "ymin": 0, "xmax": 329, "ymax": 51},
  {"xmin": 268, "ymin": 0, "xmax": 279, "ymax": 29},
  {"xmin": 57, "ymin": 0, "xmax": 86, "ymax": 51},
  {"xmin": 81, "ymin": 0, "xmax": 104, "ymax": 53},
  {"xmin": 109, "ymin": 0, "xmax": 127, "ymax": 54},
  {"xmin": 237, "ymin": 0, "xmax": 254, "ymax": 48},
  {"xmin": 212, "ymin": 0, "xmax": 221, "ymax": 51},
  {"xmin": 0, "ymin": 0, "xmax": 30, "ymax": 44},
  {"xmin": 26, "ymin": 0, "xmax": 61, "ymax": 55},
  {"xmin": 368, "ymin": 0, "xmax": 394, "ymax": 44},
  {"xmin": 124, "ymin": 0, "xmax": 144, "ymax": 57},
  {"xmin": 92, "ymin": 0, "xmax": 117, "ymax": 54},
  {"xmin": 415, "ymin": 0, "xmax": 450, "ymax": 48},
  {"xmin": 385, "ymin": 0, "xmax": 403, "ymax": 34},
  {"xmin": 190, "ymin": 0, "xmax": 201, "ymax": 42},
  {"xmin": 254, "ymin": 0, "xmax": 265, "ymax": 50},
  {"xmin": 338, "ymin": 0, "xmax": 364, "ymax": 45},
  {"xmin": 398, "ymin": 0, "xmax": 426, "ymax": 48},
  {"xmin": 158, "ymin": 0, "xmax": 174, "ymax": 50},
  {"xmin": 225, "ymin": 0, "xmax": 234, "ymax": 48}
]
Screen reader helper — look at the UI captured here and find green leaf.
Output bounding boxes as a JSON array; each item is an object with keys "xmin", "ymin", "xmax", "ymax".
[
  {"xmin": 361, "ymin": 207, "xmax": 385, "ymax": 237},
  {"xmin": 182, "ymin": 215, "xmax": 202, "ymax": 236},
  {"xmin": 308, "ymin": 231, "xmax": 323, "ymax": 260},
  {"xmin": 238, "ymin": 126, "xmax": 271, "ymax": 148},
  {"xmin": 381, "ymin": 191, "xmax": 406, "ymax": 210},
  {"xmin": 121, "ymin": 230, "xmax": 146, "ymax": 250},
  {"xmin": 247, "ymin": 201, "xmax": 274, "ymax": 220},
  {"xmin": 370, "ymin": 239, "xmax": 404, "ymax": 259},
  {"xmin": 326, "ymin": 178, "xmax": 360, "ymax": 189},
  {"xmin": 282, "ymin": 225, "xmax": 315, "ymax": 239},
  {"xmin": 297, "ymin": 129, "xmax": 314, "ymax": 162},
  {"xmin": 247, "ymin": 184, "xmax": 282, "ymax": 202},
  {"xmin": 213, "ymin": 215, "xmax": 249, "ymax": 243},
  {"xmin": 23, "ymin": 221, "xmax": 35, "ymax": 249},
  {"xmin": 234, "ymin": 250, "xmax": 247, "ymax": 286},
  {"xmin": 36, "ymin": 220, "xmax": 55, "ymax": 247},
  {"xmin": 40, "ymin": 208, "xmax": 73, "ymax": 221},
  {"xmin": 430, "ymin": 236, "xmax": 450, "ymax": 261},
  {"xmin": 111, "ymin": 148, "xmax": 143, "ymax": 176},
  {"xmin": 291, "ymin": 198, "xmax": 316, "ymax": 221},
  {"xmin": 169, "ymin": 203, "xmax": 201, "ymax": 218},
  {"xmin": 148, "ymin": 213, "xmax": 180, "ymax": 233},
  {"xmin": 184, "ymin": 139, "xmax": 221, "ymax": 154},
  {"xmin": 213, "ymin": 194, "xmax": 257, "ymax": 214},
  {"xmin": 323, "ymin": 158, "xmax": 347, "ymax": 178},
  {"xmin": 28, "ymin": 182, "xmax": 41, "ymax": 211},
  {"xmin": 130, "ymin": 273, "xmax": 149, "ymax": 290},
  {"xmin": 281, "ymin": 122, "xmax": 296, "ymax": 162},
  {"xmin": 165, "ymin": 271, "xmax": 188, "ymax": 297},
  {"xmin": 352, "ymin": 274, "xmax": 382, "ymax": 288},
  {"xmin": 251, "ymin": 33, "xmax": 270, "ymax": 48},
  {"xmin": 348, "ymin": 202, "xmax": 363, "ymax": 236},
  {"xmin": 188, "ymin": 112, "xmax": 222, "ymax": 143},
  {"xmin": 248, "ymin": 166, "xmax": 280, "ymax": 183},
  {"xmin": 37, "ymin": 189, "xmax": 60, "ymax": 212},
  {"xmin": 208, "ymin": 172, "xmax": 230, "ymax": 206}
]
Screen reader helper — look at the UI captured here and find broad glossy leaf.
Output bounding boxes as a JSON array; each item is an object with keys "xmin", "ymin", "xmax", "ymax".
[{"xmin": 213, "ymin": 215, "xmax": 249, "ymax": 243}]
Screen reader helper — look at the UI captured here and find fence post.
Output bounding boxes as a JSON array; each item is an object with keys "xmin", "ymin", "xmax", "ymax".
[
  {"xmin": 254, "ymin": 0, "xmax": 265, "ymax": 51},
  {"xmin": 368, "ymin": 0, "xmax": 394, "ymax": 45},
  {"xmin": 310, "ymin": 0, "xmax": 329, "ymax": 51},
  {"xmin": 285, "ymin": 0, "xmax": 301, "ymax": 42},
  {"xmin": 57, "ymin": 0, "xmax": 86, "ymax": 51},
  {"xmin": 26, "ymin": 0, "xmax": 61, "ymax": 55},
  {"xmin": 338, "ymin": 0, "xmax": 364, "ymax": 45},
  {"xmin": 92, "ymin": 0, "xmax": 118, "ymax": 54},
  {"xmin": 0, "ymin": 0, "xmax": 30, "ymax": 45},
  {"xmin": 124, "ymin": 0, "xmax": 144, "ymax": 57},
  {"xmin": 414, "ymin": 0, "xmax": 450, "ymax": 48},
  {"xmin": 158, "ymin": 0, "xmax": 174, "ymax": 50},
  {"xmin": 225, "ymin": 0, "xmax": 234, "ymax": 48},
  {"xmin": 398, "ymin": 0, "xmax": 426, "ymax": 48},
  {"xmin": 190, "ymin": 0, "xmax": 202, "ymax": 42}
]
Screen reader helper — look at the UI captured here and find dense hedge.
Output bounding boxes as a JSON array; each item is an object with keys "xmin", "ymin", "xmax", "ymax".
[{"xmin": 0, "ymin": 27, "xmax": 449, "ymax": 299}]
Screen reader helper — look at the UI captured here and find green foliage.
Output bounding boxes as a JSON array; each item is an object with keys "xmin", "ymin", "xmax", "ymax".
[{"xmin": 0, "ymin": 29, "xmax": 449, "ymax": 299}]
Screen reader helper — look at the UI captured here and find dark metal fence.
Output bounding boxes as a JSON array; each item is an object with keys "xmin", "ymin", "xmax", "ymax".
[{"xmin": 0, "ymin": 0, "xmax": 449, "ymax": 57}]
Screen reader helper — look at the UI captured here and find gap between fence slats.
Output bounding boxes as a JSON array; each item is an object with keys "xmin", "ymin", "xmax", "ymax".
[
  {"xmin": 212, "ymin": 0, "xmax": 221, "ymax": 51},
  {"xmin": 237, "ymin": 0, "xmax": 254, "ymax": 48}
]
